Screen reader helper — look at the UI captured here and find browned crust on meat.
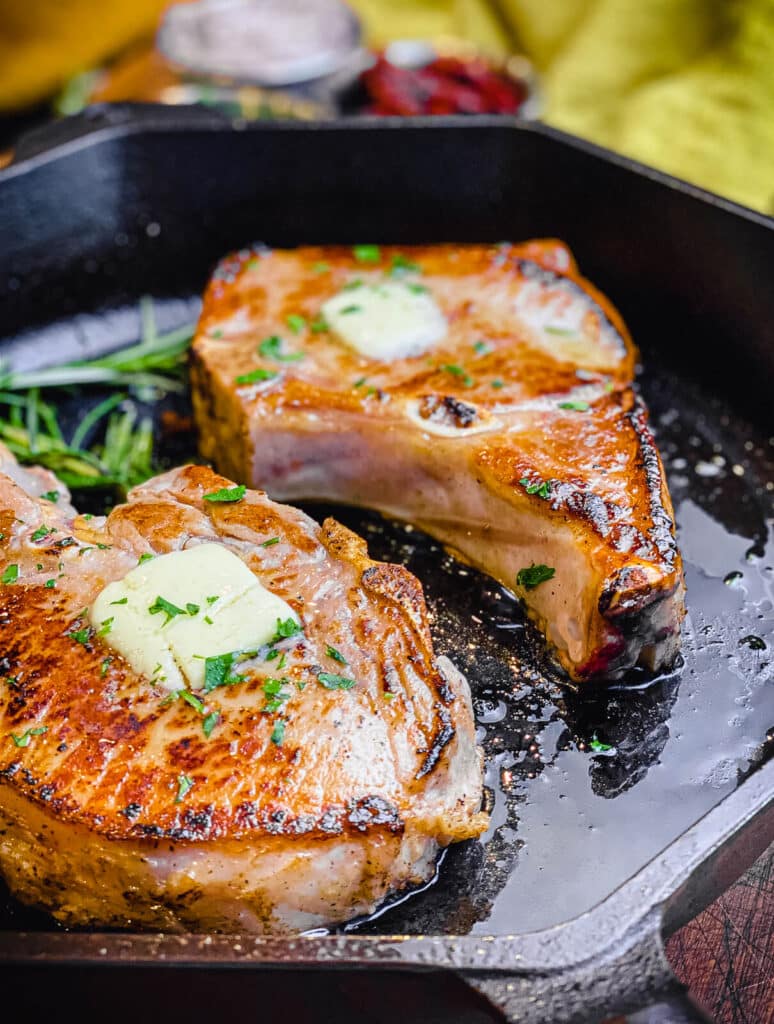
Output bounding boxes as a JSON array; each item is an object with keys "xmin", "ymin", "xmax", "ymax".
[{"xmin": 0, "ymin": 465, "xmax": 480, "ymax": 844}]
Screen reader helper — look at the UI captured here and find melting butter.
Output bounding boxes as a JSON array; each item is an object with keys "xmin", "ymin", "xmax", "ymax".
[
  {"xmin": 90, "ymin": 543, "xmax": 298, "ymax": 691},
  {"xmin": 322, "ymin": 280, "xmax": 446, "ymax": 360}
]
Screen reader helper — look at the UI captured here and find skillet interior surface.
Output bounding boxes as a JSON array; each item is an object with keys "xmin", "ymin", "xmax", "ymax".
[
  {"xmin": 0, "ymin": 117, "xmax": 772, "ymax": 942},
  {"xmin": 0, "ymin": 299, "xmax": 771, "ymax": 939}
]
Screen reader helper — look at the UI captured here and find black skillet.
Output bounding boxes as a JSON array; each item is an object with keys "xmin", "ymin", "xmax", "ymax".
[{"xmin": 0, "ymin": 105, "xmax": 772, "ymax": 1023}]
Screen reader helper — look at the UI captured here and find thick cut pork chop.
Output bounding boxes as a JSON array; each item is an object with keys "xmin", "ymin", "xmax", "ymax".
[
  {"xmin": 191, "ymin": 241, "xmax": 685, "ymax": 682},
  {"xmin": 0, "ymin": 454, "xmax": 485, "ymax": 932}
]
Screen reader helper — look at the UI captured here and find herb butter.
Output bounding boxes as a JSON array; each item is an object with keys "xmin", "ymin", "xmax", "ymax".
[
  {"xmin": 322, "ymin": 280, "xmax": 446, "ymax": 361},
  {"xmin": 90, "ymin": 543, "xmax": 298, "ymax": 691}
]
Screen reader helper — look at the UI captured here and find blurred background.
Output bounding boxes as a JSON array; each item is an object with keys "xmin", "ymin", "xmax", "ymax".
[{"xmin": 1, "ymin": 0, "xmax": 773, "ymax": 213}]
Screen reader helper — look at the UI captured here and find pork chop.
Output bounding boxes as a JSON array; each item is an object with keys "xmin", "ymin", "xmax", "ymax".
[
  {"xmin": 191, "ymin": 241, "xmax": 685, "ymax": 682},
  {"xmin": 0, "ymin": 454, "xmax": 486, "ymax": 932}
]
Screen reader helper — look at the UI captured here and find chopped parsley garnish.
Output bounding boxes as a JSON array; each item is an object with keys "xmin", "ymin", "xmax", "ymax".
[
  {"xmin": 175, "ymin": 773, "xmax": 194, "ymax": 804},
  {"xmin": 544, "ymin": 325, "xmax": 576, "ymax": 336},
  {"xmin": 235, "ymin": 367, "xmax": 278, "ymax": 385},
  {"xmin": 270, "ymin": 719, "xmax": 286, "ymax": 745},
  {"xmin": 261, "ymin": 536, "xmax": 280, "ymax": 547},
  {"xmin": 31, "ymin": 525, "xmax": 54, "ymax": 542},
  {"xmin": 473, "ymin": 340, "xmax": 491, "ymax": 354},
  {"xmin": 206, "ymin": 595, "xmax": 218, "ymax": 605},
  {"xmin": 353, "ymin": 376, "xmax": 368, "ymax": 388},
  {"xmin": 491, "ymin": 379, "xmax": 504, "ymax": 389},
  {"xmin": 40, "ymin": 490, "xmax": 59, "ymax": 503},
  {"xmin": 148, "ymin": 595, "xmax": 187, "ymax": 626},
  {"xmin": 270, "ymin": 617, "xmax": 302, "ymax": 642},
  {"xmin": 341, "ymin": 304, "xmax": 362, "ymax": 315},
  {"xmin": 204, "ymin": 615, "xmax": 213, "ymax": 625},
  {"xmin": 286, "ymin": 315, "xmax": 306, "ymax": 335},
  {"xmin": 2, "ymin": 564, "xmax": 18, "ymax": 585},
  {"xmin": 110, "ymin": 596, "xmax": 128, "ymax": 605},
  {"xmin": 180, "ymin": 689, "xmax": 205, "ymax": 714},
  {"xmin": 203, "ymin": 484, "xmax": 246, "ymax": 503},
  {"xmin": 186, "ymin": 602, "xmax": 200, "ymax": 616},
  {"xmin": 407, "ymin": 283, "xmax": 428, "ymax": 294},
  {"xmin": 202, "ymin": 712, "xmax": 219, "ymax": 738},
  {"xmin": 97, "ymin": 617, "xmax": 114, "ymax": 638},
  {"xmin": 45, "ymin": 579, "xmax": 56, "ymax": 589},
  {"xmin": 276, "ymin": 652, "xmax": 287, "ymax": 670},
  {"xmin": 262, "ymin": 677, "xmax": 293, "ymax": 713},
  {"xmin": 353, "ymin": 244, "xmax": 381, "ymax": 263},
  {"xmin": 589, "ymin": 733, "xmax": 614, "ymax": 753},
  {"xmin": 258, "ymin": 334, "xmax": 304, "ymax": 361},
  {"xmin": 138, "ymin": 553, "xmax": 154, "ymax": 565},
  {"xmin": 559, "ymin": 400, "xmax": 591, "ymax": 412},
  {"xmin": 209, "ymin": 328, "xmax": 224, "ymax": 338},
  {"xmin": 516, "ymin": 563, "xmax": 555, "ymax": 590},
  {"xmin": 317, "ymin": 672, "xmax": 356, "ymax": 690},
  {"xmin": 312, "ymin": 261, "xmax": 330, "ymax": 274},
  {"xmin": 383, "ymin": 692, "xmax": 395, "ymax": 701},
  {"xmin": 390, "ymin": 253, "xmax": 420, "ymax": 274},
  {"xmin": 96, "ymin": 543, "xmax": 111, "ymax": 550},
  {"xmin": 325, "ymin": 644, "xmax": 347, "ymax": 665},
  {"xmin": 519, "ymin": 477, "xmax": 552, "ymax": 500},
  {"xmin": 203, "ymin": 649, "xmax": 256, "ymax": 692},
  {"xmin": 68, "ymin": 626, "xmax": 92, "ymax": 645},
  {"xmin": 100, "ymin": 656, "xmax": 112, "ymax": 677},
  {"xmin": 440, "ymin": 364, "xmax": 474, "ymax": 387},
  {"xmin": 310, "ymin": 315, "xmax": 329, "ymax": 333},
  {"xmin": 342, "ymin": 279, "xmax": 363, "ymax": 292},
  {"xmin": 9, "ymin": 726, "xmax": 47, "ymax": 748}
]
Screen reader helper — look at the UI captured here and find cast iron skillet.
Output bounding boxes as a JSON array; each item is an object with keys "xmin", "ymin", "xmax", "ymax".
[{"xmin": 0, "ymin": 106, "xmax": 772, "ymax": 1024}]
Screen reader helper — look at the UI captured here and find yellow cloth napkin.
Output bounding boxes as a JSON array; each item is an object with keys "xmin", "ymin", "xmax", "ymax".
[{"xmin": 2, "ymin": 0, "xmax": 773, "ymax": 213}]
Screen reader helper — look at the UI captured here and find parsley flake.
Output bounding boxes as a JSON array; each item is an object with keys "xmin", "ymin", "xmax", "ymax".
[
  {"xmin": 559, "ymin": 400, "xmax": 591, "ymax": 412},
  {"xmin": 317, "ymin": 672, "xmax": 356, "ymax": 690},
  {"xmin": 258, "ymin": 334, "xmax": 304, "ymax": 362},
  {"xmin": 31, "ymin": 525, "xmax": 54, "ymax": 542},
  {"xmin": 271, "ymin": 719, "xmax": 286, "ymax": 745},
  {"xmin": 9, "ymin": 726, "xmax": 47, "ymax": 748},
  {"xmin": 519, "ymin": 477, "xmax": 552, "ymax": 500},
  {"xmin": 261, "ymin": 536, "xmax": 280, "ymax": 547},
  {"xmin": 589, "ymin": 733, "xmax": 614, "ymax": 753},
  {"xmin": 203, "ymin": 649, "xmax": 257, "ymax": 692},
  {"xmin": 203, "ymin": 485, "xmax": 246, "ymax": 503},
  {"xmin": 235, "ymin": 367, "xmax": 278, "ymax": 385},
  {"xmin": 2, "ymin": 564, "xmax": 18, "ymax": 585},
  {"xmin": 473, "ymin": 340, "xmax": 491, "ymax": 354},
  {"xmin": 138, "ymin": 553, "xmax": 154, "ymax": 565},
  {"xmin": 100, "ymin": 656, "xmax": 112, "ymax": 677},
  {"xmin": 341, "ymin": 304, "xmax": 362, "ymax": 315},
  {"xmin": 110, "ymin": 597, "xmax": 128, "ymax": 606},
  {"xmin": 68, "ymin": 626, "xmax": 92, "ymax": 645},
  {"xmin": 40, "ymin": 490, "xmax": 59, "ymax": 503},
  {"xmin": 97, "ymin": 617, "xmax": 114, "ymax": 638},
  {"xmin": 148, "ymin": 595, "xmax": 187, "ymax": 625},
  {"xmin": 202, "ymin": 712, "xmax": 219, "ymax": 738},
  {"xmin": 286, "ymin": 315, "xmax": 307, "ymax": 335},
  {"xmin": 310, "ymin": 315, "xmax": 329, "ymax": 333},
  {"xmin": 325, "ymin": 644, "xmax": 347, "ymax": 665},
  {"xmin": 45, "ymin": 579, "xmax": 56, "ymax": 589},
  {"xmin": 312, "ymin": 261, "xmax": 330, "ymax": 274},
  {"xmin": 180, "ymin": 690, "xmax": 205, "ymax": 714},
  {"xmin": 175, "ymin": 773, "xmax": 194, "ymax": 804},
  {"xmin": 516, "ymin": 563, "xmax": 555, "ymax": 590},
  {"xmin": 440, "ymin": 364, "xmax": 474, "ymax": 387},
  {"xmin": 270, "ymin": 617, "xmax": 302, "ymax": 642},
  {"xmin": 186, "ymin": 602, "xmax": 200, "ymax": 616},
  {"xmin": 390, "ymin": 253, "xmax": 420, "ymax": 274},
  {"xmin": 353, "ymin": 244, "xmax": 381, "ymax": 263}
]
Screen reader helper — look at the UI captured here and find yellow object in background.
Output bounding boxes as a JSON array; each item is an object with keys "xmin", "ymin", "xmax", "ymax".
[{"xmin": 1, "ymin": 0, "xmax": 774, "ymax": 214}]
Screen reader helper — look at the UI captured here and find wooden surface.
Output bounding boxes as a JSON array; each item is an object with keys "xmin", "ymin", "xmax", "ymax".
[{"xmin": 664, "ymin": 841, "xmax": 774, "ymax": 1023}]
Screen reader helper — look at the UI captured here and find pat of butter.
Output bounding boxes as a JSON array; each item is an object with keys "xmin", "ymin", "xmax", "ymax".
[
  {"xmin": 322, "ymin": 281, "xmax": 446, "ymax": 361},
  {"xmin": 90, "ymin": 543, "xmax": 298, "ymax": 691}
]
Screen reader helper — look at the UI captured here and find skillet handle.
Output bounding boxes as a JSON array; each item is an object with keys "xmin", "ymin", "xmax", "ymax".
[
  {"xmin": 460, "ymin": 911, "xmax": 712, "ymax": 1024},
  {"xmin": 10, "ymin": 102, "xmax": 232, "ymax": 164}
]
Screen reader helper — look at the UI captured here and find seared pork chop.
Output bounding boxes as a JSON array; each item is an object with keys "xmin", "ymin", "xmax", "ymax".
[
  {"xmin": 191, "ymin": 241, "xmax": 685, "ymax": 682},
  {"xmin": 0, "ymin": 454, "xmax": 485, "ymax": 932}
]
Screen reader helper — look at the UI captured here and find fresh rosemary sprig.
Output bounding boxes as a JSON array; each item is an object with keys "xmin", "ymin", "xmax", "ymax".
[{"xmin": 0, "ymin": 298, "xmax": 195, "ymax": 498}]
